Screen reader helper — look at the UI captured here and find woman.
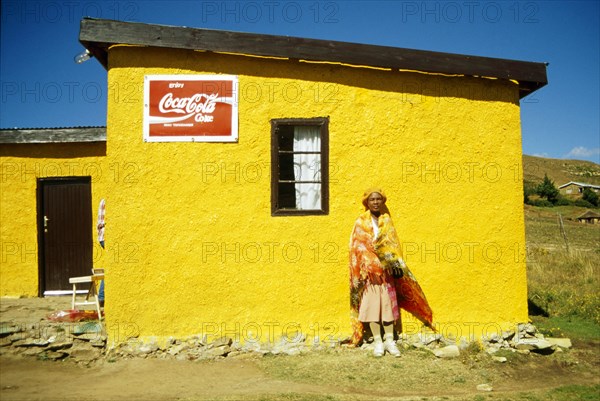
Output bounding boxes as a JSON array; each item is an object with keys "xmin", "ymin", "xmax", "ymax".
[{"xmin": 349, "ymin": 188, "xmax": 404, "ymax": 357}]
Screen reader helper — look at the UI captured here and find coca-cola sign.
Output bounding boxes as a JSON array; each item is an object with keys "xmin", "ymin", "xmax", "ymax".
[{"xmin": 143, "ymin": 75, "xmax": 238, "ymax": 142}]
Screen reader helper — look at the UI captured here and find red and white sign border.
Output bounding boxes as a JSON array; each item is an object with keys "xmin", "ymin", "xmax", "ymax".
[{"xmin": 143, "ymin": 74, "xmax": 239, "ymax": 143}]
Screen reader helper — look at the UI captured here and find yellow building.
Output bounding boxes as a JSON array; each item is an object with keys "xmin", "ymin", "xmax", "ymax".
[
  {"xmin": 0, "ymin": 128, "xmax": 107, "ymax": 296},
  {"xmin": 1, "ymin": 18, "xmax": 548, "ymax": 345}
]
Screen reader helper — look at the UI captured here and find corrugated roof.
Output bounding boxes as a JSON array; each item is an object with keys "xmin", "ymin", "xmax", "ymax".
[
  {"xmin": 0, "ymin": 127, "xmax": 106, "ymax": 144},
  {"xmin": 559, "ymin": 181, "xmax": 600, "ymax": 190}
]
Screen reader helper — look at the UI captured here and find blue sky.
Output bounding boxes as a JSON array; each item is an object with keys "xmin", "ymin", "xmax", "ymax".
[{"xmin": 1, "ymin": 0, "xmax": 599, "ymax": 163}]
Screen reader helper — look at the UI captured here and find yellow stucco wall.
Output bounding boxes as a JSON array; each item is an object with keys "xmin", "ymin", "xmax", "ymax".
[
  {"xmin": 102, "ymin": 46, "xmax": 528, "ymax": 345},
  {"xmin": 0, "ymin": 143, "xmax": 107, "ymax": 296}
]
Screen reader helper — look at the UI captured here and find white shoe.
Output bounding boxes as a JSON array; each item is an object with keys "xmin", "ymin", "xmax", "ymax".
[
  {"xmin": 384, "ymin": 338, "xmax": 401, "ymax": 357},
  {"xmin": 373, "ymin": 340, "xmax": 384, "ymax": 357}
]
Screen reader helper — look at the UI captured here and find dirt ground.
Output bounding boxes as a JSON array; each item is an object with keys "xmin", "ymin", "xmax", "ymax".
[{"xmin": 1, "ymin": 297, "xmax": 599, "ymax": 401}]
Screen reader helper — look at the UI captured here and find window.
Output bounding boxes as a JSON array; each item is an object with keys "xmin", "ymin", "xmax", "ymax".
[{"xmin": 271, "ymin": 117, "xmax": 329, "ymax": 216}]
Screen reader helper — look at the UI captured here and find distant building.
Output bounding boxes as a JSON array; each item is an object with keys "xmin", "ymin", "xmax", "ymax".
[
  {"xmin": 577, "ymin": 210, "xmax": 600, "ymax": 224},
  {"xmin": 558, "ymin": 182, "xmax": 600, "ymax": 198}
]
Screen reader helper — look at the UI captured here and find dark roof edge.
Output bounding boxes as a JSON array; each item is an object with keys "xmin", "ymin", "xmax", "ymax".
[
  {"xmin": 79, "ymin": 18, "xmax": 547, "ymax": 99},
  {"xmin": 0, "ymin": 127, "xmax": 106, "ymax": 144}
]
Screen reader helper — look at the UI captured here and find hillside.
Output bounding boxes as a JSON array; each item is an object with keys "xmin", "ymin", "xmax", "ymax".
[{"xmin": 523, "ymin": 154, "xmax": 600, "ymax": 186}]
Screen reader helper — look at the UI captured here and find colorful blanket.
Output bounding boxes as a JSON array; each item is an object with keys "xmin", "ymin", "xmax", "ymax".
[{"xmin": 349, "ymin": 210, "xmax": 434, "ymax": 345}]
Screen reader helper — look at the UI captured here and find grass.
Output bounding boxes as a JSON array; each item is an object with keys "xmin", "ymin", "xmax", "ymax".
[
  {"xmin": 524, "ymin": 205, "xmax": 600, "ymax": 251},
  {"xmin": 531, "ymin": 315, "xmax": 600, "ymax": 342},
  {"xmin": 525, "ymin": 205, "xmax": 600, "ymax": 325},
  {"xmin": 257, "ymin": 348, "xmax": 462, "ymax": 391}
]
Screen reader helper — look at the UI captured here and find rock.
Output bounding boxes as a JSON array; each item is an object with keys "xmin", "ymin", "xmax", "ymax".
[
  {"xmin": 12, "ymin": 338, "xmax": 49, "ymax": 347},
  {"xmin": 228, "ymin": 351, "xmax": 255, "ymax": 359},
  {"xmin": 0, "ymin": 325, "xmax": 22, "ymax": 337},
  {"xmin": 516, "ymin": 338, "xmax": 554, "ymax": 354},
  {"xmin": 43, "ymin": 351, "xmax": 67, "ymax": 361},
  {"xmin": 0, "ymin": 337, "xmax": 14, "ymax": 347},
  {"xmin": 515, "ymin": 338, "xmax": 548, "ymax": 349},
  {"xmin": 546, "ymin": 338, "xmax": 572, "ymax": 349},
  {"xmin": 118, "ymin": 343, "xmax": 137, "ymax": 356},
  {"xmin": 211, "ymin": 337, "xmax": 233, "ymax": 348},
  {"xmin": 283, "ymin": 347, "xmax": 302, "ymax": 356},
  {"xmin": 46, "ymin": 339, "xmax": 73, "ymax": 351},
  {"xmin": 207, "ymin": 345, "xmax": 231, "ymax": 357},
  {"xmin": 68, "ymin": 345, "xmax": 101, "ymax": 363},
  {"xmin": 486, "ymin": 333, "xmax": 501, "ymax": 343},
  {"xmin": 22, "ymin": 348, "xmax": 43, "ymax": 357},
  {"xmin": 440, "ymin": 336, "xmax": 455, "ymax": 346},
  {"xmin": 90, "ymin": 339, "xmax": 106, "ymax": 348},
  {"xmin": 167, "ymin": 344, "xmax": 187, "ymax": 356},
  {"xmin": 138, "ymin": 343, "xmax": 159, "ymax": 355},
  {"xmin": 242, "ymin": 342, "xmax": 262, "ymax": 353},
  {"xmin": 518, "ymin": 323, "xmax": 536, "ymax": 336},
  {"xmin": 492, "ymin": 356, "xmax": 507, "ymax": 363},
  {"xmin": 433, "ymin": 345, "xmax": 460, "ymax": 358},
  {"xmin": 477, "ymin": 384, "xmax": 493, "ymax": 392},
  {"xmin": 525, "ymin": 324, "xmax": 537, "ymax": 335},
  {"xmin": 419, "ymin": 333, "xmax": 441, "ymax": 345},
  {"xmin": 410, "ymin": 342, "xmax": 427, "ymax": 350},
  {"xmin": 72, "ymin": 322, "xmax": 102, "ymax": 335},
  {"xmin": 73, "ymin": 333, "xmax": 102, "ymax": 341},
  {"xmin": 502, "ymin": 330, "xmax": 515, "ymax": 341},
  {"xmin": 199, "ymin": 334, "xmax": 208, "ymax": 346}
]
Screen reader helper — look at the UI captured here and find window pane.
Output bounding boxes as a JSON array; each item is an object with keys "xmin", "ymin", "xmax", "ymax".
[
  {"xmin": 278, "ymin": 126, "xmax": 294, "ymax": 152},
  {"xmin": 293, "ymin": 126, "xmax": 321, "ymax": 209},
  {"xmin": 277, "ymin": 183, "xmax": 297, "ymax": 209},
  {"xmin": 294, "ymin": 155, "xmax": 321, "ymax": 182},
  {"xmin": 295, "ymin": 183, "xmax": 321, "ymax": 210},
  {"xmin": 279, "ymin": 153, "xmax": 295, "ymax": 181}
]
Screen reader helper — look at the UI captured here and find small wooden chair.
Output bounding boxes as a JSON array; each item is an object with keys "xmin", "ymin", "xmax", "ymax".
[{"xmin": 69, "ymin": 268, "xmax": 104, "ymax": 321}]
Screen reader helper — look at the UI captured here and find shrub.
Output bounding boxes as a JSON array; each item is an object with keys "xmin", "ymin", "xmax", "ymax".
[
  {"xmin": 531, "ymin": 199, "xmax": 554, "ymax": 207},
  {"xmin": 523, "ymin": 180, "xmax": 538, "ymax": 204},
  {"xmin": 582, "ymin": 187, "xmax": 599, "ymax": 207},
  {"xmin": 574, "ymin": 199, "xmax": 594, "ymax": 208},
  {"xmin": 537, "ymin": 174, "xmax": 560, "ymax": 204},
  {"xmin": 555, "ymin": 196, "xmax": 572, "ymax": 206}
]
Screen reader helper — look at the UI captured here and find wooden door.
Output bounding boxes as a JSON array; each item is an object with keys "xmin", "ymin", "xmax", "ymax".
[{"xmin": 37, "ymin": 177, "xmax": 92, "ymax": 295}]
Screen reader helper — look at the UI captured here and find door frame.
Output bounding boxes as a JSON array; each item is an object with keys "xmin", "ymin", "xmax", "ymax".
[{"xmin": 36, "ymin": 176, "xmax": 92, "ymax": 297}]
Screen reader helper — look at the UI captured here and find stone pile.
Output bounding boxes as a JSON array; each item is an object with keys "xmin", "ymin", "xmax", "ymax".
[
  {"xmin": 1, "ymin": 317, "xmax": 573, "ymax": 364},
  {"xmin": 0, "ymin": 320, "xmax": 106, "ymax": 364},
  {"xmin": 481, "ymin": 323, "xmax": 572, "ymax": 356},
  {"xmin": 359, "ymin": 322, "xmax": 572, "ymax": 359},
  {"xmin": 108, "ymin": 333, "xmax": 339, "ymax": 361}
]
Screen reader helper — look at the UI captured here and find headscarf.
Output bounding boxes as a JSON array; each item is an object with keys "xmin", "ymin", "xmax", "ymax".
[{"xmin": 362, "ymin": 187, "xmax": 387, "ymax": 209}]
